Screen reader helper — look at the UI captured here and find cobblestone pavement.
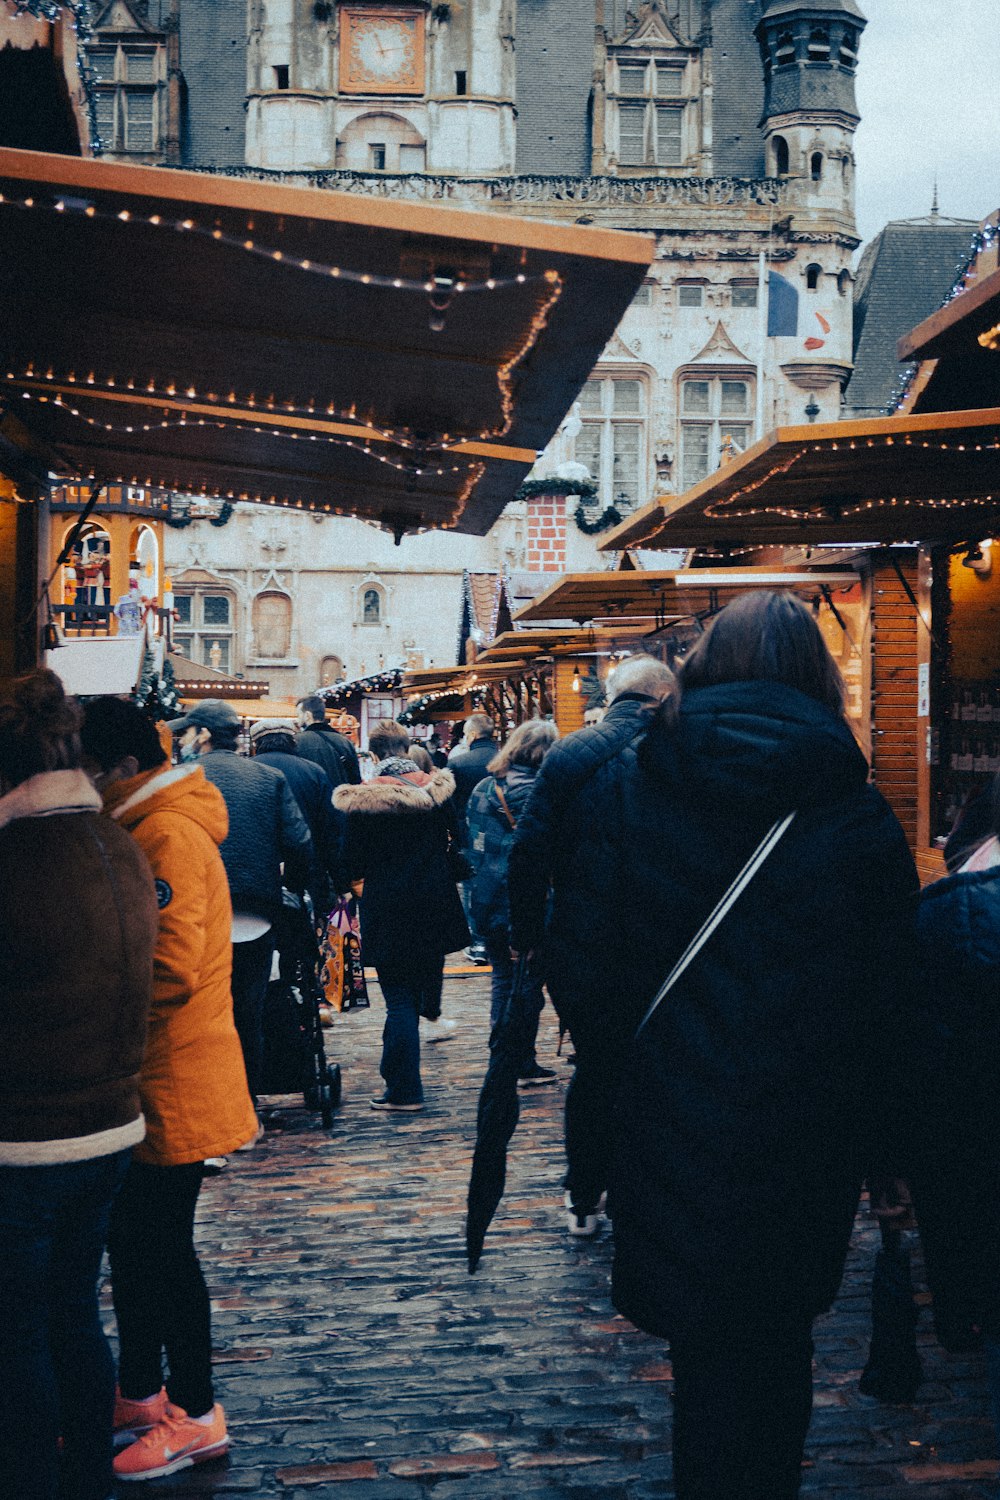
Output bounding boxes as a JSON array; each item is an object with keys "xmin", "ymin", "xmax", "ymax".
[{"xmin": 106, "ymin": 973, "xmax": 997, "ymax": 1499}]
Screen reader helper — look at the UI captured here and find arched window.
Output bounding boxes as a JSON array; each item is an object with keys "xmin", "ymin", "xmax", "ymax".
[
  {"xmin": 810, "ymin": 152, "xmax": 823, "ymax": 182},
  {"xmin": 839, "ymin": 27, "xmax": 859, "ymax": 67},
  {"xmin": 807, "ymin": 27, "xmax": 830, "ymax": 61},
  {"xmin": 806, "ymin": 263, "xmax": 822, "ymax": 291},
  {"xmin": 320, "ymin": 654, "xmax": 346, "ymax": 686},
  {"xmin": 336, "ymin": 112, "xmax": 426, "ymax": 173},
  {"xmin": 775, "ymin": 30, "xmax": 795, "ymax": 66},
  {"xmin": 252, "ymin": 591, "xmax": 292, "ymax": 658},
  {"xmin": 837, "ymin": 268, "xmax": 852, "ymax": 297},
  {"xmin": 773, "ymin": 135, "xmax": 789, "ymax": 177},
  {"xmin": 363, "ymin": 587, "xmax": 382, "ymax": 625}
]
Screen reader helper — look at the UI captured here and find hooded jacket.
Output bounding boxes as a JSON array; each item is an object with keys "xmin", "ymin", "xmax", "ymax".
[
  {"xmin": 0, "ymin": 770, "xmax": 157, "ymax": 1163},
  {"xmin": 332, "ymin": 762, "xmax": 469, "ymax": 971},
  {"xmin": 907, "ymin": 860, "xmax": 1000, "ymax": 1336},
  {"xmin": 104, "ymin": 763, "xmax": 258, "ymax": 1164},
  {"xmin": 604, "ymin": 680, "xmax": 918, "ymax": 1341}
]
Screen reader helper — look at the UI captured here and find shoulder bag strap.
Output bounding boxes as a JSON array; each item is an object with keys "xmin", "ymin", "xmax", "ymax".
[
  {"xmin": 493, "ymin": 782, "xmax": 518, "ymax": 832},
  {"xmin": 635, "ymin": 810, "xmax": 797, "ymax": 1038}
]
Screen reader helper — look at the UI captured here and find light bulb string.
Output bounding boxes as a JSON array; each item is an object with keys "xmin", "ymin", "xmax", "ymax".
[
  {"xmin": 0, "ymin": 189, "xmax": 559, "ymax": 299},
  {"xmin": 13, "ymin": 386, "xmax": 481, "ymax": 478}
]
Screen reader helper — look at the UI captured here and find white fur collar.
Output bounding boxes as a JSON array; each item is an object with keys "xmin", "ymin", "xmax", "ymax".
[
  {"xmin": 334, "ymin": 767, "xmax": 456, "ymax": 816},
  {"xmin": 110, "ymin": 762, "xmax": 198, "ymax": 820},
  {"xmin": 0, "ymin": 770, "xmax": 101, "ymax": 831}
]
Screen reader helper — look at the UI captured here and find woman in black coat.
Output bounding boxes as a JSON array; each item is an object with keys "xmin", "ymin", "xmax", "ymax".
[
  {"xmin": 908, "ymin": 775, "xmax": 1000, "ymax": 1445},
  {"xmin": 607, "ymin": 591, "xmax": 918, "ymax": 1500},
  {"xmin": 332, "ymin": 720, "xmax": 468, "ymax": 1111}
]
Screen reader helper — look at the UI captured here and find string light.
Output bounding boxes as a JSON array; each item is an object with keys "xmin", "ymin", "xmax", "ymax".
[{"xmin": 13, "ymin": 387, "xmax": 481, "ymax": 479}]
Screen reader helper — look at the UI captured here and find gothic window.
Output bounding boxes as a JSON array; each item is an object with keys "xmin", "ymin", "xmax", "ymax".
[
  {"xmin": 806, "ymin": 263, "xmax": 822, "ymax": 291},
  {"xmin": 576, "ymin": 375, "xmax": 647, "ymax": 512},
  {"xmin": 320, "ymin": 654, "xmax": 346, "ymax": 686},
  {"xmin": 679, "ymin": 377, "xmax": 753, "ymax": 491},
  {"xmin": 807, "ymin": 27, "xmax": 831, "ymax": 61},
  {"xmin": 173, "ymin": 588, "xmax": 236, "ymax": 673},
  {"xmin": 252, "ymin": 591, "xmax": 292, "ymax": 658},
  {"xmin": 811, "ymin": 152, "xmax": 823, "ymax": 182},
  {"xmin": 775, "ymin": 31, "xmax": 795, "ymax": 66},
  {"xmin": 773, "ymin": 135, "xmax": 789, "ymax": 177},
  {"xmin": 614, "ymin": 57, "xmax": 686, "ymax": 168},
  {"xmin": 86, "ymin": 41, "xmax": 161, "ymax": 154},
  {"xmin": 840, "ymin": 28, "xmax": 859, "ymax": 67},
  {"xmin": 360, "ymin": 585, "xmax": 385, "ymax": 625}
]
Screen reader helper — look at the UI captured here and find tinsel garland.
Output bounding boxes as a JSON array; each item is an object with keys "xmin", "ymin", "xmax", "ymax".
[{"xmin": 574, "ymin": 502, "xmax": 623, "ymax": 535}]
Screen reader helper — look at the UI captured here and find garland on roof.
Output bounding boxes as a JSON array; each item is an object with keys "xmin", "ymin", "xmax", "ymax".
[
  {"xmin": 165, "ymin": 500, "xmax": 235, "ymax": 530},
  {"xmin": 514, "ymin": 476, "xmax": 597, "ymax": 501},
  {"xmin": 320, "ymin": 668, "xmax": 403, "ymax": 706}
]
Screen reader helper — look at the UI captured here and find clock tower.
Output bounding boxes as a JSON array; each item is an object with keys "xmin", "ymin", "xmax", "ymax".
[{"xmin": 246, "ymin": 0, "xmax": 516, "ymax": 175}]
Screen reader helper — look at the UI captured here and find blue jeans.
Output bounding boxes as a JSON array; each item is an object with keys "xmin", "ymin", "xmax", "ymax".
[
  {"xmin": 376, "ymin": 961, "xmax": 444, "ymax": 1104},
  {"xmin": 485, "ymin": 936, "xmax": 545, "ymax": 1074},
  {"xmin": 0, "ymin": 1149, "xmax": 131, "ymax": 1500}
]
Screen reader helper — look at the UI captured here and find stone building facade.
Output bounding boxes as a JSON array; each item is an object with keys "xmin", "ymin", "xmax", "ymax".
[{"xmin": 86, "ymin": 0, "xmax": 868, "ymax": 697}]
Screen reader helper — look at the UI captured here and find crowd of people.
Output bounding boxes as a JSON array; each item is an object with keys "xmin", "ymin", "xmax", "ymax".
[{"xmin": 2, "ymin": 589, "xmax": 999, "ymax": 1500}]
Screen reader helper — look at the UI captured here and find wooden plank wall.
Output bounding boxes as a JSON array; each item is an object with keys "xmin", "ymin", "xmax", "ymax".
[{"xmin": 870, "ymin": 557, "xmax": 922, "ymax": 849}]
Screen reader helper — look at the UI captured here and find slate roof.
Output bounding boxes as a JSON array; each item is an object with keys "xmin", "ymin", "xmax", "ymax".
[
  {"xmin": 846, "ymin": 216, "xmax": 980, "ymax": 417},
  {"xmin": 710, "ymin": 0, "xmax": 767, "ymax": 178}
]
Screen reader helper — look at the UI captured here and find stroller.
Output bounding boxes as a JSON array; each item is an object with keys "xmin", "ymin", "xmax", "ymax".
[{"xmin": 260, "ymin": 889, "xmax": 342, "ymax": 1128}]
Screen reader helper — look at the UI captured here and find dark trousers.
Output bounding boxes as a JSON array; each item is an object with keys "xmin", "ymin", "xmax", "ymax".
[
  {"xmin": 486, "ymin": 937, "xmax": 545, "ymax": 1074},
  {"xmin": 0, "ymin": 1149, "xmax": 131, "ymax": 1500},
  {"xmin": 107, "ymin": 1160, "xmax": 214, "ymax": 1419},
  {"xmin": 231, "ymin": 930, "xmax": 275, "ymax": 1104},
  {"xmin": 561, "ymin": 1007, "xmax": 630, "ymax": 1213},
  {"xmin": 669, "ymin": 1327, "xmax": 814, "ymax": 1499},
  {"xmin": 376, "ymin": 960, "xmax": 444, "ymax": 1104}
]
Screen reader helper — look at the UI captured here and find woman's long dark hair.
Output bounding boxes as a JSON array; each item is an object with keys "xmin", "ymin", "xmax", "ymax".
[
  {"xmin": 0, "ymin": 668, "xmax": 83, "ymax": 790},
  {"xmin": 680, "ymin": 589, "xmax": 847, "ymax": 717}
]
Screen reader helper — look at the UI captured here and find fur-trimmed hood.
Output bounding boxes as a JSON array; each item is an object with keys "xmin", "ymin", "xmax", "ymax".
[{"xmin": 334, "ymin": 767, "xmax": 455, "ymax": 816}]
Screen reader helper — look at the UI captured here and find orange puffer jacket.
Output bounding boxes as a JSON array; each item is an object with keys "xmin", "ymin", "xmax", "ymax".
[{"xmin": 103, "ymin": 763, "xmax": 257, "ymax": 1165}]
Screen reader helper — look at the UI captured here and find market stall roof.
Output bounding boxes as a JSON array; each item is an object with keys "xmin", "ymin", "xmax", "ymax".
[
  {"xmin": 897, "ymin": 261, "xmax": 1000, "ymax": 412},
  {"xmin": 596, "ymin": 407, "xmax": 1000, "ymax": 551},
  {"xmin": 476, "ymin": 623, "xmax": 652, "ymax": 660},
  {"xmin": 0, "ymin": 148, "xmax": 652, "ymax": 536},
  {"xmin": 513, "ymin": 567, "xmax": 861, "ymax": 625},
  {"xmin": 167, "ymin": 651, "xmax": 270, "ymax": 701}
]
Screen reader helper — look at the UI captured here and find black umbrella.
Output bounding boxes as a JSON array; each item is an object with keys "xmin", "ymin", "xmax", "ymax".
[{"xmin": 465, "ymin": 955, "xmax": 537, "ymax": 1272}]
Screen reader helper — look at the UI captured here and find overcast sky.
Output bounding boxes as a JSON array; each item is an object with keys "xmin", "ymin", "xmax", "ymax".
[{"xmin": 853, "ymin": 0, "xmax": 1000, "ymax": 248}]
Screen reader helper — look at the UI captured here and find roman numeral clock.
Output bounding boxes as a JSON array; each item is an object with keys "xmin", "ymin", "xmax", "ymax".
[{"xmin": 340, "ymin": 7, "xmax": 425, "ymax": 94}]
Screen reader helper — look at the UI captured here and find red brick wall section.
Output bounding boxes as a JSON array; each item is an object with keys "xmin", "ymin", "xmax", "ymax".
[{"xmin": 525, "ymin": 495, "xmax": 567, "ymax": 574}]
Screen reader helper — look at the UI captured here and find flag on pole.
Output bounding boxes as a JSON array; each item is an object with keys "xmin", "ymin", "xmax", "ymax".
[{"xmin": 767, "ymin": 271, "xmax": 799, "ymax": 337}]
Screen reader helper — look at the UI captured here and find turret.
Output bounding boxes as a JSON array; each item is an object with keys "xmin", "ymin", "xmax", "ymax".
[{"xmin": 755, "ymin": 0, "xmax": 866, "ymax": 206}]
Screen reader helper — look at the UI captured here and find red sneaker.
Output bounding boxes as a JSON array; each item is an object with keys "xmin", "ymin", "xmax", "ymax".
[
  {"xmin": 113, "ymin": 1400, "xmax": 229, "ymax": 1480},
  {"xmin": 113, "ymin": 1386, "xmax": 168, "ymax": 1448}
]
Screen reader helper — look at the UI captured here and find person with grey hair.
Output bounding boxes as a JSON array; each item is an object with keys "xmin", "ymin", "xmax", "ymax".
[{"xmin": 508, "ymin": 654, "xmax": 675, "ymax": 1236}]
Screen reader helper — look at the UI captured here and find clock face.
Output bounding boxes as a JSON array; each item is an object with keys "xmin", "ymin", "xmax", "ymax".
[{"xmin": 341, "ymin": 9, "xmax": 424, "ymax": 95}]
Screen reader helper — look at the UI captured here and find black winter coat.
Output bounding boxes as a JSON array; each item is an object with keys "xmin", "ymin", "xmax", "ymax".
[
  {"xmin": 600, "ymin": 681, "xmax": 918, "ymax": 1341},
  {"xmin": 297, "ymin": 722, "xmax": 361, "ymax": 789},
  {"xmin": 908, "ymin": 861, "xmax": 1000, "ymax": 1338},
  {"xmin": 466, "ymin": 765, "xmax": 539, "ymax": 939},
  {"xmin": 255, "ymin": 749, "xmax": 338, "ymax": 906},
  {"xmin": 200, "ymin": 749, "xmax": 313, "ymax": 923},
  {"xmin": 332, "ymin": 766, "xmax": 469, "ymax": 972},
  {"xmin": 448, "ymin": 736, "xmax": 497, "ymax": 842},
  {"xmin": 507, "ymin": 693, "xmax": 661, "ymax": 1025}
]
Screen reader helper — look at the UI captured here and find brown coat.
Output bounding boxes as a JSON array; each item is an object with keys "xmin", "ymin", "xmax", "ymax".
[
  {"xmin": 0, "ymin": 770, "xmax": 157, "ymax": 1162},
  {"xmin": 104, "ymin": 763, "xmax": 257, "ymax": 1164}
]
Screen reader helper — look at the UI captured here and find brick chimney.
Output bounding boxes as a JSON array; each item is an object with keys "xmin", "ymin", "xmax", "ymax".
[{"xmin": 525, "ymin": 493, "xmax": 567, "ymax": 574}]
